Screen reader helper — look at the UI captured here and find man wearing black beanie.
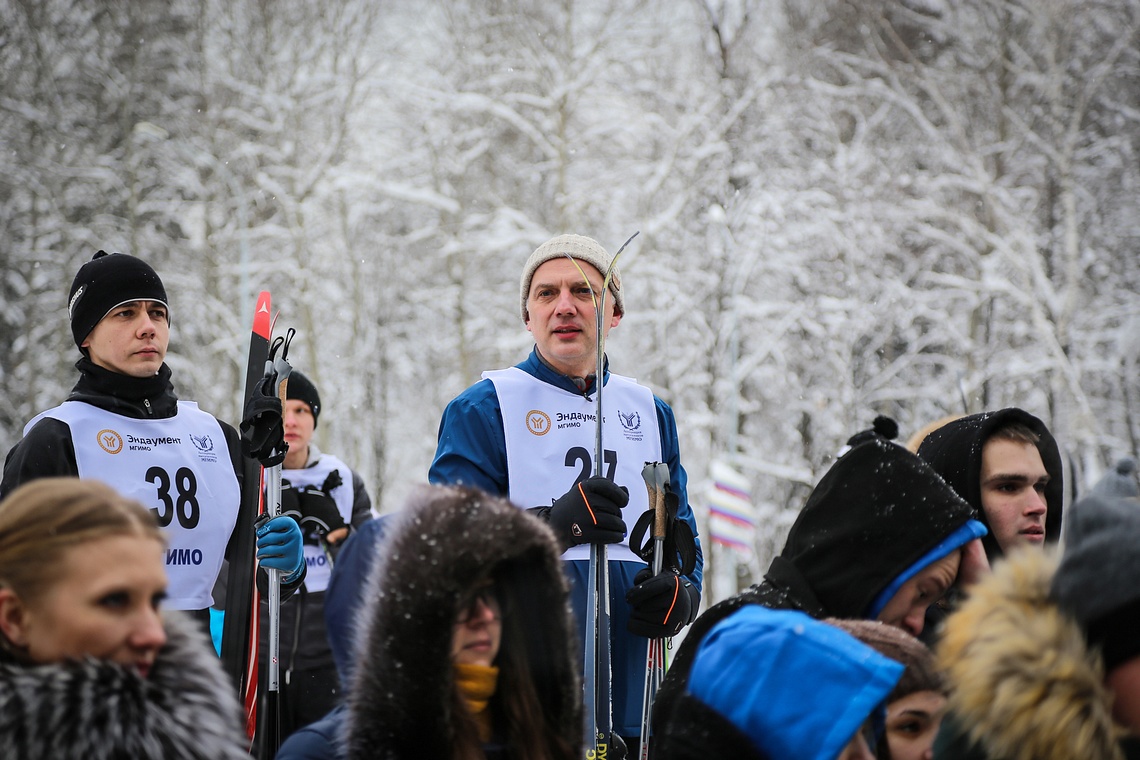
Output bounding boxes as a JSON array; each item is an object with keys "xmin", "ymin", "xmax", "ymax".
[
  {"xmin": 259, "ymin": 368, "xmax": 374, "ymax": 745},
  {"xmin": 1, "ymin": 251, "xmax": 306, "ymax": 631}
]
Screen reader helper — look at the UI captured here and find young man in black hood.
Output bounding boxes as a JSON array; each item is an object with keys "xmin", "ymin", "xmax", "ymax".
[{"xmin": 916, "ymin": 408, "xmax": 1064, "ymax": 563}]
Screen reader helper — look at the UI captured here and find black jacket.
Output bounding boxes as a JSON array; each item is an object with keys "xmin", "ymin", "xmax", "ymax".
[
  {"xmin": 1, "ymin": 359, "xmax": 233, "ymax": 493},
  {"xmin": 1, "ymin": 357, "xmax": 302, "ymax": 609},
  {"xmin": 346, "ymin": 485, "xmax": 581, "ymax": 760},
  {"xmin": 258, "ymin": 454, "xmax": 373, "ymax": 674},
  {"xmin": 653, "ymin": 436, "xmax": 977, "ymax": 745},
  {"xmin": 0, "ymin": 611, "xmax": 248, "ymax": 759}
]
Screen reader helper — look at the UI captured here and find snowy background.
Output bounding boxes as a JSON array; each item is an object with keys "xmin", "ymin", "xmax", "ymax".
[{"xmin": 2, "ymin": 0, "xmax": 1138, "ymax": 604}]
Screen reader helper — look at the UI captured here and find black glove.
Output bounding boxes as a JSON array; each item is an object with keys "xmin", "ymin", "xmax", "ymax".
[
  {"xmin": 545, "ymin": 477, "xmax": 628, "ymax": 548},
  {"xmin": 626, "ymin": 567, "xmax": 700, "ymax": 638},
  {"xmin": 297, "ymin": 489, "xmax": 348, "ymax": 538},
  {"xmin": 240, "ymin": 376, "xmax": 286, "ymax": 467},
  {"xmin": 610, "ymin": 732, "xmax": 627, "ymax": 760},
  {"xmin": 281, "ymin": 482, "xmax": 345, "ymax": 537}
]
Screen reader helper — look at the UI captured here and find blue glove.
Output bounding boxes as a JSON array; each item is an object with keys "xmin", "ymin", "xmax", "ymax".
[{"xmin": 256, "ymin": 515, "xmax": 304, "ymax": 577}]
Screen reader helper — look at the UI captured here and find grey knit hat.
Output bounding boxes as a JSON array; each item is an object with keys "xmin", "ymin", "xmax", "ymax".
[
  {"xmin": 1089, "ymin": 458, "xmax": 1138, "ymax": 500},
  {"xmin": 1053, "ymin": 490, "xmax": 1140, "ymax": 670},
  {"xmin": 519, "ymin": 234, "xmax": 623, "ymax": 322}
]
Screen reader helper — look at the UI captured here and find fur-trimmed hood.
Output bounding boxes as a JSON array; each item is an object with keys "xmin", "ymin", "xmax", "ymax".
[
  {"xmin": 346, "ymin": 484, "xmax": 581, "ymax": 760},
  {"xmin": 938, "ymin": 549, "xmax": 1126, "ymax": 760},
  {"xmin": 0, "ymin": 610, "xmax": 247, "ymax": 759}
]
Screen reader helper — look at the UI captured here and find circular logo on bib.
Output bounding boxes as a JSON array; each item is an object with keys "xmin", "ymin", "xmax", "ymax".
[
  {"xmin": 97, "ymin": 429, "xmax": 124, "ymax": 454},
  {"xmin": 526, "ymin": 410, "xmax": 552, "ymax": 436}
]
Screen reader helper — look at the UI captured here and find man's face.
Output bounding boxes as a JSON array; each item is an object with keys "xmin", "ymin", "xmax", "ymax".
[
  {"xmin": 525, "ymin": 258, "xmax": 621, "ymax": 378},
  {"xmin": 81, "ymin": 300, "xmax": 169, "ymax": 378},
  {"xmin": 875, "ymin": 550, "xmax": 961, "ymax": 636},
  {"xmin": 283, "ymin": 399, "xmax": 316, "ymax": 468},
  {"xmin": 979, "ymin": 438, "xmax": 1049, "ymax": 552}
]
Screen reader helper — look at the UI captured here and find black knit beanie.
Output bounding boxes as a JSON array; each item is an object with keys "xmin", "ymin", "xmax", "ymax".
[
  {"xmin": 286, "ymin": 370, "xmax": 321, "ymax": 428},
  {"xmin": 68, "ymin": 251, "xmax": 169, "ymax": 350}
]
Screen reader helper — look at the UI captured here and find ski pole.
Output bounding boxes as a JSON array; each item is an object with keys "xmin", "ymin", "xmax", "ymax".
[
  {"xmin": 569, "ymin": 231, "xmax": 638, "ymax": 759},
  {"xmin": 262, "ymin": 329, "xmax": 294, "ymax": 759},
  {"xmin": 639, "ymin": 462, "xmax": 669, "ymax": 759}
]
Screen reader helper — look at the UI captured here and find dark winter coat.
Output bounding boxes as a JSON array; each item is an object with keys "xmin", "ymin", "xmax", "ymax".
[
  {"xmin": 916, "ymin": 408, "xmax": 1064, "ymax": 562},
  {"xmin": 275, "ymin": 515, "xmax": 397, "ymax": 760},
  {"xmin": 936, "ymin": 549, "xmax": 1140, "ymax": 760},
  {"xmin": 653, "ymin": 436, "xmax": 977, "ymax": 744},
  {"xmin": 0, "ymin": 610, "xmax": 248, "ymax": 760},
  {"xmin": 252, "ymin": 449, "xmax": 374, "ymax": 750},
  {"xmin": 259, "ymin": 455, "xmax": 372, "ymax": 675},
  {"xmin": 346, "ymin": 485, "xmax": 581, "ymax": 760}
]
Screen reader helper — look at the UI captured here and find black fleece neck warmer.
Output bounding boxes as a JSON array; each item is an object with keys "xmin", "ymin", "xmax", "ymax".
[{"xmin": 71, "ymin": 356, "xmax": 177, "ymax": 412}]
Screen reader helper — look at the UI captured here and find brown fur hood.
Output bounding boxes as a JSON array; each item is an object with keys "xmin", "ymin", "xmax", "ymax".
[
  {"xmin": 938, "ymin": 549, "xmax": 1126, "ymax": 760},
  {"xmin": 346, "ymin": 484, "xmax": 581, "ymax": 760}
]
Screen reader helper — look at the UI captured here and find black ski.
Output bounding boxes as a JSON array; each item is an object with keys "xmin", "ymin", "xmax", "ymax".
[{"xmin": 221, "ymin": 290, "xmax": 272, "ymax": 743}]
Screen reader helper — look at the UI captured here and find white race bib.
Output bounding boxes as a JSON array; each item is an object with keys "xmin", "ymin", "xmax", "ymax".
[
  {"xmin": 27, "ymin": 401, "xmax": 240, "ymax": 610},
  {"xmin": 486, "ymin": 367, "xmax": 662, "ymax": 562}
]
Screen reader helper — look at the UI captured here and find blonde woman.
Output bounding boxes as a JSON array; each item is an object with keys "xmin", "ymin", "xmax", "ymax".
[{"xmin": 0, "ymin": 478, "xmax": 247, "ymax": 759}]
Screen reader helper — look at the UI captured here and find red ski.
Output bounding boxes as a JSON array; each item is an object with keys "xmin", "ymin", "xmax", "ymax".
[{"xmin": 221, "ymin": 291, "xmax": 272, "ymax": 744}]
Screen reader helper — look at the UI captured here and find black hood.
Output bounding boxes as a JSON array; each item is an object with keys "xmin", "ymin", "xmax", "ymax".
[
  {"xmin": 917, "ymin": 408, "xmax": 1063, "ymax": 561},
  {"xmin": 652, "ymin": 426, "xmax": 977, "ymax": 749},
  {"xmin": 775, "ymin": 436, "xmax": 978, "ymax": 619}
]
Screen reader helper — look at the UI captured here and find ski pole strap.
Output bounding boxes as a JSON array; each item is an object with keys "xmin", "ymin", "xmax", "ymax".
[
  {"xmin": 629, "ymin": 510, "xmax": 697, "ymax": 575},
  {"xmin": 630, "ymin": 470, "xmax": 698, "ymax": 576}
]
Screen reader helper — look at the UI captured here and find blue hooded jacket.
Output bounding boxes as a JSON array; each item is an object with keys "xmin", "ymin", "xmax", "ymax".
[{"xmin": 659, "ymin": 606, "xmax": 903, "ymax": 760}]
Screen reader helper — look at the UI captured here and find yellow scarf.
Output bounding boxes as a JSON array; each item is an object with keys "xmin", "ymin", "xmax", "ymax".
[{"xmin": 454, "ymin": 663, "xmax": 499, "ymax": 742}]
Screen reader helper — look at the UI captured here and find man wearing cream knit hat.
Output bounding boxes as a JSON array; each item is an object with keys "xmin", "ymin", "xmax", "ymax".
[{"xmin": 430, "ymin": 233, "xmax": 703, "ymax": 755}]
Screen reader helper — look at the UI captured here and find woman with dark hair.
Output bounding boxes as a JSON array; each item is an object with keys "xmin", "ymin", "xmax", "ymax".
[
  {"xmin": 0, "ymin": 478, "xmax": 247, "ymax": 759},
  {"xmin": 829, "ymin": 619, "xmax": 947, "ymax": 760},
  {"xmin": 347, "ymin": 484, "xmax": 581, "ymax": 760}
]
